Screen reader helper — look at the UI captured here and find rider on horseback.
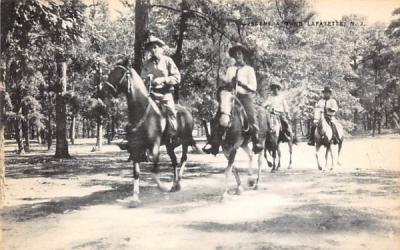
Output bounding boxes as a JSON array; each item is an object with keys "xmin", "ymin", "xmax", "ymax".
[
  {"xmin": 308, "ymin": 86, "xmax": 339, "ymax": 145},
  {"xmin": 203, "ymin": 43, "xmax": 264, "ymax": 155},
  {"xmin": 262, "ymin": 81, "xmax": 294, "ymax": 141},
  {"xmin": 141, "ymin": 36, "xmax": 181, "ymax": 140}
]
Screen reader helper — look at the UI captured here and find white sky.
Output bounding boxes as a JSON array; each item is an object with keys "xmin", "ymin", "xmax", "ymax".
[
  {"xmin": 89, "ymin": 0, "xmax": 399, "ymax": 24},
  {"xmin": 309, "ymin": 0, "xmax": 399, "ymax": 24}
]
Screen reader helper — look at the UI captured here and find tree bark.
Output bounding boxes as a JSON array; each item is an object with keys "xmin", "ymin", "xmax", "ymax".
[
  {"xmin": 70, "ymin": 115, "xmax": 76, "ymax": 145},
  {"xmin": 95, "ymin": 118, "xmax": 103, "ymax": 150},
  {"xmin": 0, "ymin": 63, "xmax": 6, "ymax": 205},
  {"xmin": 55, "ymin": 61, "xmax": 70, "ymax": 158},
  {"xmin": 14, "ymin": 120, "xmax": 24, "ymax": 154},
  {"xmin": 133, "ymin": 0, "xmax": 149, "ymax": 73},
  {"xmin": 22, "ymin": 107, "xmax": 30, "ymax": 152}
]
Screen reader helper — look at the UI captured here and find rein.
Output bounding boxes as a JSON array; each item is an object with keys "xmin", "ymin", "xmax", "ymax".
[{"xmin": 110, "ymin": 65, "xmax": 153, "ymax": 132}]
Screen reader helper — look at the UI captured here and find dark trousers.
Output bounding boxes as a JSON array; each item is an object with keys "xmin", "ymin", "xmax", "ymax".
[{"xmin": 237, "ymin": 93, "xmax": 257, "ymax": 130}]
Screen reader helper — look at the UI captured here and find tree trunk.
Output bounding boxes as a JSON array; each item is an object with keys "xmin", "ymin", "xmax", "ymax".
[
  {"xmin": 22, "ymin": 108, "xmax": 30, "ymax": 152},
  {"xmin": 82, "ymin": 118, "xmax": 86, "ymax": 138},
  {"xmin": 0, "ymin": 64, "xmax": 6, "ymax": 205},
  {"xmin": 94, "ymin": 118, "xmax": 103, "ymax": 151},
  {"xmin": 14, "ymin": 120, "xmax": 24, "ymax": 154},
  {"xmin": 70, "ymin": 115, "xmax": 76, "ymax": 145},
  {"xmin": 55, "ymin": 61, "xmax": 70, "ymax": 158},
  {"xmin": 133, "ymin": 0, "xmax": 149, "ymax": 73}
]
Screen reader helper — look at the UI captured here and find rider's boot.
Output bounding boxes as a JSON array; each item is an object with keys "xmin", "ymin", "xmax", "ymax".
[
  {"xmin": 203, "ymin": 124, "xmax": 223, "ymax": 155},
  {"xmin": 307, "ymin": 124, "xmax": 316, "ymax": 146},
  {"xmin": 251, "ymin": 125, "xmax": 264, "ymax": 154}
]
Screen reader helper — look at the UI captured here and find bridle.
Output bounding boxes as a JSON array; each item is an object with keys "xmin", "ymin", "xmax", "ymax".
[
  {"xmin": 104, "ymin": 65, "xmax": 129, "ymax": 94},
  {"xmin": 106, "ymin": 65, "xmax": 153, "ymax": 132}
]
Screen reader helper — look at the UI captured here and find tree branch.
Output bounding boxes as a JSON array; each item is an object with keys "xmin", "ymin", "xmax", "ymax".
[{"xmin": 150, "ymin": 4, "xmax": 232, "ymax": 42}]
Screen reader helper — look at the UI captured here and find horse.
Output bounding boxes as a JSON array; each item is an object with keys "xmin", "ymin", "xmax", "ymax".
[
  {"xmin": 106, "ymin": 64, "xmax": 198, "ymax": 206},
  {"xmin": 264, "ymin": 108, "xmax": 296, "ymax": 172},
  {"xmin": 204, "ymin": 89, "xmax": 270, "ymax": 196},
  {"xmin": 314, "ymin": 113, "xmax": 344, "ymax": 170}
]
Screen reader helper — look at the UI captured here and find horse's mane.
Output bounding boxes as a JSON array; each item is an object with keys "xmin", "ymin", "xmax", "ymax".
[{"xmin": 127, "ymin": 67, "xmax": 149, "ymax": 97}]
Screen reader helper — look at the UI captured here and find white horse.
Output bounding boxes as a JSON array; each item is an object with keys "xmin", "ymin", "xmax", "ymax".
[{"xmin": 315, "ymin": 114, "xmax": 344, "ymax": 170}]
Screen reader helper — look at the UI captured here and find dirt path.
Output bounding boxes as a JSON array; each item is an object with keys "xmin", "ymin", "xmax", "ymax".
[{"xmin": 2, "ymin": 136, "xmax": 400, "ymax": 250}]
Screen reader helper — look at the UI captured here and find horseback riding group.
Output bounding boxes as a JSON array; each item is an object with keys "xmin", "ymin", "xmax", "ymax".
[{"xmin": 105, "ymin": 35, "xmax": 344, "ymax": 205}]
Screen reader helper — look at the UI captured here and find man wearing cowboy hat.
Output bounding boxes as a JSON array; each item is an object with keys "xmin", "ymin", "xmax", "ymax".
[
  {"xmin": 262, "ymin": 80, "xmax": 294, "ymax": 141},
  {"xmin": 308, "ymin": 86, "xmax": 339, "ymax": 145},
  {"xmin": 203, "ymin": 42, "xmax": 263, "ymax": 154},
  {"xmin": 141, "ymin": 35, "xmax": 181, "ymax": 139}
]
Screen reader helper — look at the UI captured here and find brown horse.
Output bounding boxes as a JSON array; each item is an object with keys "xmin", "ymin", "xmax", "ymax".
[
  {"xmin": 106, "ymin": 64, "xmax": 197, "ymax": 206},
  {"xmin": 314, "ymin": 114, "xmax": 344, "ymax": 170},
  {"xmin": 205, "ymin": 90, "xmax": 270, "ymax": 196}
]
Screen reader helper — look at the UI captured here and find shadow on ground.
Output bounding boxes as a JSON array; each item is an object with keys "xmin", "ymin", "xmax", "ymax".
[{"xmin": 187, "ymin": 203, "xmax": 398, "ymax": 234}]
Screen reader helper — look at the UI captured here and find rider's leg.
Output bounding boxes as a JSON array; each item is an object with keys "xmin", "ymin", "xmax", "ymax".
[
  {"xmin": 203, "ymin": 117, "xmax": 224, "ymax": 155},
  {"xmin": 238, "ymin": 93, "xmax": 263, "ymax": 153},
  {"xmin": 163, "ymin": 93, "xmax": 177, "ymax": 138},
  {"xmin": 308, "ymin": 122, "xmax": 317, "ymax": 145}
]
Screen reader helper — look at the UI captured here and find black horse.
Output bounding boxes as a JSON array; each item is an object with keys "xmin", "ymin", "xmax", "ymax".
[{"xmin": 106, "ymin": 64, "xmax": 197, "ymax": 206}]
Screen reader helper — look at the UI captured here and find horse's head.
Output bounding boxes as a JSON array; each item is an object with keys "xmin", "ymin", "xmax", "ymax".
[
  {"xmin": 219, "ymin": 90, "xmax": 235, "ymax": 127},
  {"xmin": 106, "ymin": 65, "xmax": 148, "ymax": 98}
]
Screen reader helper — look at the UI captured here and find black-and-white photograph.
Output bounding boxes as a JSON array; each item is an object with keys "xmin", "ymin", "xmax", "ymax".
[{"xmin": 0, "ymin": 0, "xmax": 399, "ymax": 249}]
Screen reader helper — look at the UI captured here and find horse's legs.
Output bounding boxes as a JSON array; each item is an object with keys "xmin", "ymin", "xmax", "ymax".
[
  {"xmin": 255, "ymin": 152, "xmax": 264, "ymax": 189},
  {"xmin": 242, "ymin": 144, "xmax": 254, "ymax": 176},
  {"xmin": 324, "ymin": 144, "xmax": 331, "ymax": 169},
  {"xmin": 316, "ymin": 144, "xmax": 323, "ymax": 170},
  {"xmin": 271, "ymin": 149, "xmax": 278, "ymax": 172},
  {"xmin": 222, "ymin": 149, "xmax": 237, "ymax": 198},
  {"xmin": 287, "ymin": 139, "xmax": 293, "ymax": 169},
  {"xmin": 150, "ymin": 140, "xmax": 170, "ymax": 192},
  {"xmin": 130, "ymin": 162, "xmax": 141, "ymax": 205},
  {"xmin": 265, "ymin": 149, "xmax": 273, "ymax": 168},
  {"xmin": 337, "ymin": 140, "xmax": 343, "ymax": 166},
  {"xmin": 242, "ymin": 144, "xmax": 258, "ymax": 189},
  {"xmin": 277, "ymin": 144, "xmax": 281, "ymax": 170},
  {"xmin": 166, "ymin": 144, "xmax": 180, "ymax": 192},
  {"xmin": 329, "ymin": 144, "xmax": 335, "ymax": 170},
  {"xmin": 178, "ymin": 143, "xmax": 189, "ymax": 180}
]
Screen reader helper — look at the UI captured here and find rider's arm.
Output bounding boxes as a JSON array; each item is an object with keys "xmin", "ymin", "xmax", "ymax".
[{"xmin": 163, "ymin": 57, "xmax": 181, "ymax": 85}]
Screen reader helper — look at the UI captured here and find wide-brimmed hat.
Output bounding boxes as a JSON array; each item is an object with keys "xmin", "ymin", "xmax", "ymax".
[
  {"xmin": 228, "ymin": 43, "xmax": 250, "ymax": 58},
  {"xmin": 322, "ymin": 86, "xmax": 332, "ymax": 94},
  {"xmin": 270, "ymin": 82, "xmax": 283, "ymax": 90},
  {"xmin": 144, "ymin": 36, "xmax": 165, "ymax": 50}
]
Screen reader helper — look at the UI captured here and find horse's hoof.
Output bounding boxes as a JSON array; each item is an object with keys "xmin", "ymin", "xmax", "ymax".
[
  {"xmin": 330, "ymin": 168, "xmax": 333, "ymax": 171},
  {"xmin": 247, "ymin": 176, "xmax": 256, "ymax": 187},
  {"xmin": 288, "ymin": 165, "xmax": 292, "ymax": 169},
  {"xmin": 337, "ymin": 162, "xmax": 342, "ymax": 166},
  {"xmin": 170, "ymin": 182, "xmax": 181, "ymax": 192},
  {"xmin": 220, "ymin": 192, "xmax": 230, "ymax": 202},
  {"xmin": 118, "ymin": 197, "xmax": 141, "ymax": 208},
  {"xmin": 318, "ymin": 166, "xmax": 322, "ymax": 171},
  {"xmin": 254, "ymin": 184, "xmax": 259, "ymax": 190},
  {"xmin": 271, "ymin": 169, "xmax": 276, "ymax": 173},
  {"xmin": 236, "ymin": 186, "xmax": 244, "ymax": 195},
  {"xmin": 267, "ymin": 162, "xmax": 273, "ymax": 168}
]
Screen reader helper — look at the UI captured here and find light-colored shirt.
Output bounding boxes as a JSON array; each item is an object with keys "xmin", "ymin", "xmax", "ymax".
[
  {"xmin": 141, "ymin": 55, "xmax": 181, "ymax": 86},
  {"xmin": 222, "ymin": 65, "xmax": 257, "ymax": 95},
  {"xmin": 262, "ymin": 94, "xmax": 289, "ymax": 113},
  {"xmin": 314, "ymin": 98, "xmax": 338, "ymax": 120}
]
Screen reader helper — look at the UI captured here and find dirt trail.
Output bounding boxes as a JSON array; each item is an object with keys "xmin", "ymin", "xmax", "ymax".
[{"xmin": 1, "ymin": 136, "xmax": 400, "ymax": 250}]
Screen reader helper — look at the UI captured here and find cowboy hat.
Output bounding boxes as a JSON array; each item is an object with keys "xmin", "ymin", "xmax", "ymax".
[
  {"xmin": 144, "ymin": 36, "xmax": 165, "ymax": 50},
  {"xmin": 322, "ymin": 86, "xmax": 332, "ymax": 93},
  {"xmin": 228, "ymin": 43, "xmax": 250, "ymax": 58},
  {"xmin": 270, "ymin": 82, "xmax": 283, "ymax": 90}
]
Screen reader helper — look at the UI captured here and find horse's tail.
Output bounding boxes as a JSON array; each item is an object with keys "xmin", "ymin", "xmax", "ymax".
[{"xmin": 177, "ymin": 105, "xmax": 201, "ymax": 153}]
